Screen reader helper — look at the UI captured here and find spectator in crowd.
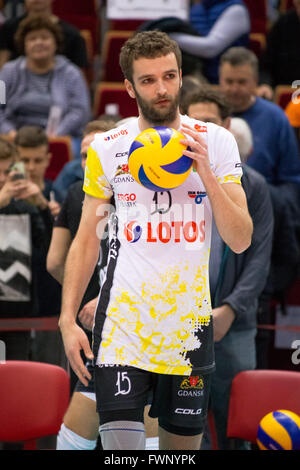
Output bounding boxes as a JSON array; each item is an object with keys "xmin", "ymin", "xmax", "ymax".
[
  {"xmin": 219, "ymin": 47, "xmax": 300, "ymax": 367},
  {"xmin": 14, "ymin": 125, "xmax": 63, "ymax": 366},
  {"xmin": 0, "ymin": 0, "xmax": 88, "ymax": 69},
  {"xmin": 14, "ymin": 125, "xmax": 60, "ymax": 236},
  {"xmin": 181, "ymin": 85, "xmax": 231, "ymax": 128},
  {"xmin": 257, "ymin": 0, "xmax": 300, "ymax": 100},
  {"xmin": 181, "ymin": 87, "xmax": 274, "ymax": 449},
  {"xmin": 179, "ymin": 73, "xmax": 208, "ymax": 109},
  {"xmin": 169, "ymin": 0, "xmax": 250, "ymax": 83},
  {"xmin": 0, "ymin": 15, "xmax": 91, "ymax": 157},
  {"xmin": 0, "ymin": 137, "xmax": 46, "ymax": 361},
  {"xmin": 219, "ymin": 47, "xmax": 300, "ymax": 186},
  {"xmin": 52, "ymin": 119, "xmax": 117, "ymax": 203}
]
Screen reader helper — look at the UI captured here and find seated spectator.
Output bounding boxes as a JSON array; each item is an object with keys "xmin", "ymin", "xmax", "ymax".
[
  {"xmin": 257, "ymin": 0, "xmax": 300, "ymax": 100},
  {"xmin": 219, "ymin": 47, "xmax": 300, "ymax": 357},
  {"xmin": 0, "ymin": 15, "xmax": 91, "ymax": 153},
  {"xmin": 180, "ymin": 85, "xmax": 231, "ymax": 128},
  {"xmin": 14, "ymin": 125, "xmax": 60, "ymax": 220},
  {"xmin": 14, "ymin": 125, "xmax": 64, "ymax": 365},
  {"xmin": 229, "ymin": 116, "xmax": 254, "ymax": 160},
  {"xmin": 52, "ymin": 119, "xmax": 117, "ymax": 203},
  {"xmin": 179, "ymin": 73, "xmax": 207, "ymax": 108},
  {"xmin": 0, "ymin": 137, "xmax": 46, "ymax": 360},
  {"xmin": 169, "ymin": 0, "xmax": 250, "ymax": 83},
  {"xmin": 219, "ymin": 47, "xmax": 300, "ymax": 186},
  {"xmin": 0, "ymin": 0, "xmax": 88, "ymax": 69}
]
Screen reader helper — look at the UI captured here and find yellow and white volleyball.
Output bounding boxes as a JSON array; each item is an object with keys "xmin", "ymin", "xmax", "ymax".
[
  {"xmin": 256, "ymin": 409, "xmax": 300, "ymax": 450},
  {"xmin": 128, "ymin": 127, "xmax": 192, "ymax": 191}
]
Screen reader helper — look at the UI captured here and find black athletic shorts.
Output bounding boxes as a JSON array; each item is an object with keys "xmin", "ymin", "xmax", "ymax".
[{"xmin": 94, "ymin": 364, "xmax": 212, "ymax": 435}]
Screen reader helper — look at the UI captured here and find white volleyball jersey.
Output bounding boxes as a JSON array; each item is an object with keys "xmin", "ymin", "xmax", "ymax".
[{"xmin": 83, "ymin": 115, "xmax": 242, "ymax": 376}]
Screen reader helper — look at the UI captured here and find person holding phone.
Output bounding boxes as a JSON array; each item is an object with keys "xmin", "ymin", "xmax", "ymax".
[{"xmin": 0, "ymin": 137, "xmax": 46, "ymax": 362}]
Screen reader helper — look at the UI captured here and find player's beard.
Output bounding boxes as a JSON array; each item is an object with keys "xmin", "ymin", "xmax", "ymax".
[{"xmin": 134, "ymin": 87, "xmax": 180, "ymax": 126}]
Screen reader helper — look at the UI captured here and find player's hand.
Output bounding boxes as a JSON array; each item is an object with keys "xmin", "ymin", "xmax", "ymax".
[
  {"xmin": 212, "ymin": 304, "xmax": 235, "ymax": 342},
  {"xmin": 59, "ymin": 320, "xmax": 94, "ymax": 386},
  {"xmin": 180, "ymin": 123, "xmax": 211, "ymax": 177},
  {"xmin": 78, "ymin": 297, "xmax": 97, "ymax": 331}
]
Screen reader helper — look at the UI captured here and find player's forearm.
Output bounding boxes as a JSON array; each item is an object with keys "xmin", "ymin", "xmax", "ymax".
[
  {"xmin": 204, "ymin": 174, "xmax": 253, "ymax": 253},
  {"xmin": 59, "ymin": 236, "xmax": 99, "ymax": 328}
]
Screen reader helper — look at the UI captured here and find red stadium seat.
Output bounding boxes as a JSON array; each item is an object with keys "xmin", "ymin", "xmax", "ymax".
[
  {"xmin": 227, "ymin": 370, "xmax": 300, "ymax": 444},
  {"xmin": 0, "ymin": 361, "xmax": 70, "ymax": 449},
  {"xmin": 45, "ymin": 136, "xmax": 73, "ymax": 181},
  {"xmin": 52, "ymin": 0, "xmax": 98, "ymax": 16},
  {"xmin": 101, "ymin": 30, "xmax": 133, "ymax": 82},
  {"xmin": 80, "ymin": 29, "xmax": 95, "ymax": 84},
  {"xmin": 52, "ymin": 0, "xmax": 100, "ymax": 53},
  {"xmin": 279, "ymin": 0, "xmax": 295, "ymax": 12},
  {"xmin": 243, "ymin": 0, "xmax": 267, "ymax": 34},
  {"xmin": 55, "ymin": 13, "xmax": 100, "ymax": 54},
  {"xmin": 81, "ymin": 29, "xmax": 94, "ymax": 62},
  {"xmin": 109, "ymin": 19, "xmax": 145, "ymax": 31},
  {"xmin": 274, "ymin": 85, "xmax": 293, "ymax": 110},
  {"xmin": 249, "ymin": 33, "xmax": 266, "ymax": 58},
  {"xmin": 94, "ymin": 82, "xmax": 138, "ymax": 119}
]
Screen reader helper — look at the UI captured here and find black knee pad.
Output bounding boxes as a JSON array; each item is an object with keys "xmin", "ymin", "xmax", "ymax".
[{"xmin": 99, "ymin": 407, "xmax": 144, "ymax": 425}]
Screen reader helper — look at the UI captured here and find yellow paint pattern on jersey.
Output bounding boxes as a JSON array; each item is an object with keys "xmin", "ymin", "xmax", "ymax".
[
  {"xmin": 83, "ymin": 145, "xmax": 113, "ymax": 199},
  {"xmin": 99, "ymin": 259, "xmax": 211, "ymax": 375}
]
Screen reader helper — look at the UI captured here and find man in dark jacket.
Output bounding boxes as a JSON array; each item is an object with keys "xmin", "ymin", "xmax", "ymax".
[{"xmin": 182, "ymin": 87, "xmax": 274, "ymax": 449}]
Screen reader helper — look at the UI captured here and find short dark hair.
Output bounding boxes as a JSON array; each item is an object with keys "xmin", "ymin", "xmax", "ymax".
[
  {"xmin": 220, "ymin": 47, "xmax": 259, "ymax": 77},
  {"xmin": 15, "ymin": 126, "xmax": 49, "ymax": 148},
  {"xmin": 181, "ymin": 86, "xmax": 232, "ymax": 121},
  {"xmin": 0, "ymin": 137, "xmax": 19, "ymax": 161},
  {"xmin": 14, "ymin": 14, "xmax": 64, "ymax": 55},
  {"xmin": 83, "ymin": 120, "xmax": 116, "ymax": 136},
  {"xmin": 119, "ymin": 30, "xmax": 182, "ymax": 83}
]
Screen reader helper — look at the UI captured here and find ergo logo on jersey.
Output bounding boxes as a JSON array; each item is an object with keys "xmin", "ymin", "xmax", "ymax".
[
  {"xmin": 104, "ymin": 129, "xmax": 128, "ymax": 141},
  {"xmin": 118, "ymin": 193, "xmax": 136, "ymax": 202},
  {"xmin": 123, "ymin": 220, "xmax": 205, "ymax": 243}
]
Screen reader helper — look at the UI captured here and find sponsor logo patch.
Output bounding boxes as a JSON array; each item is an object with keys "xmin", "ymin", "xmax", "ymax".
[
  {"xmin": 104, "ymin": 129, "xmax": 128, "ymax": 141},
  {"xmin": 188, "ymin": 191, "xmax": 207, "ymax": 204}
]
